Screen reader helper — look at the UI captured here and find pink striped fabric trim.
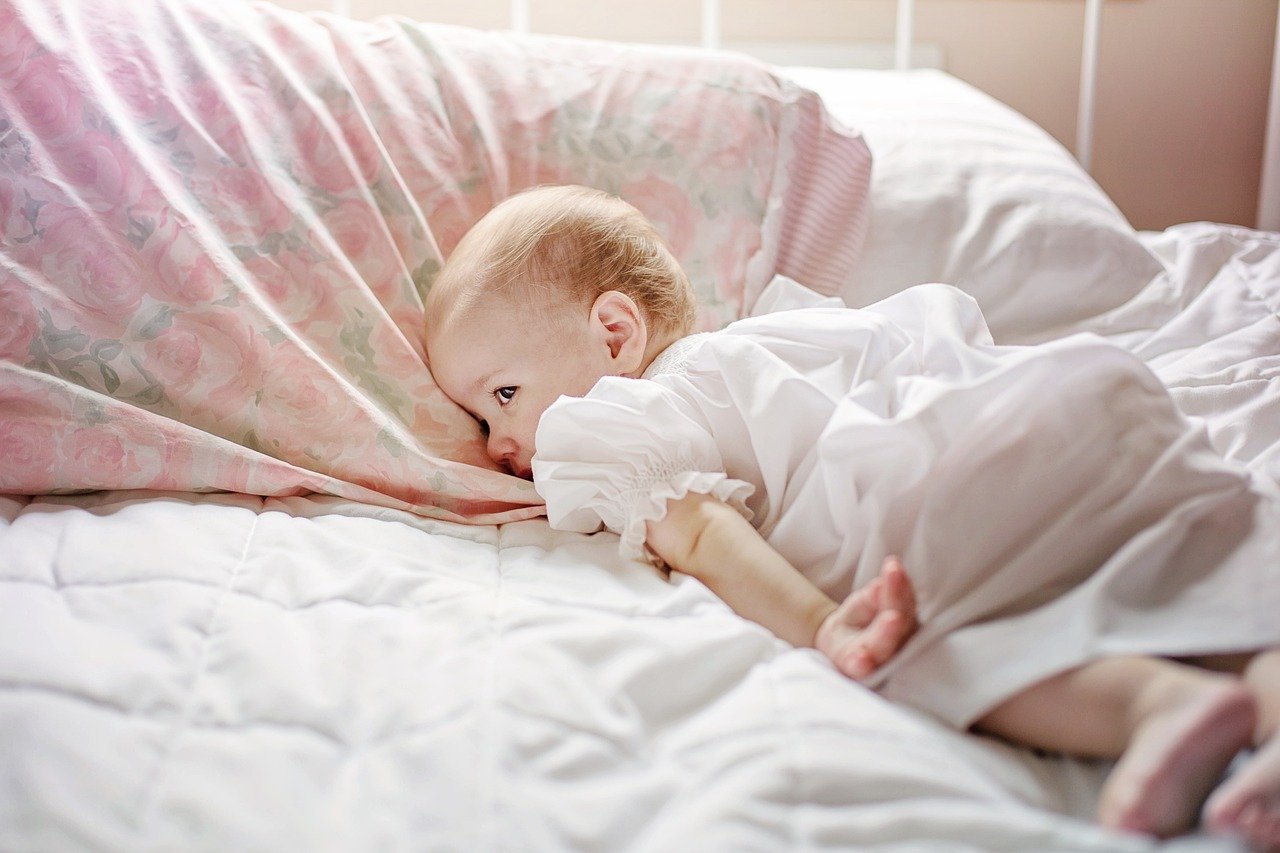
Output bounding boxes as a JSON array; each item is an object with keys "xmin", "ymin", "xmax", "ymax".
[{"xmin": 773, "ymin": 91, "xmax": 874, "ymax": 297}]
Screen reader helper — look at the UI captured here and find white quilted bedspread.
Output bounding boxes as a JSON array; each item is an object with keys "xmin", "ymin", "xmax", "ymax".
[{"xmin": 2, "ymin": 489, "xmax": 1158, "ymax": 852}]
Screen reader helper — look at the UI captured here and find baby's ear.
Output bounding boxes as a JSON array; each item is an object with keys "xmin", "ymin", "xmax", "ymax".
[{"xmin": 591, "ymin": 290, "xmax": 647, "ymax": 373}]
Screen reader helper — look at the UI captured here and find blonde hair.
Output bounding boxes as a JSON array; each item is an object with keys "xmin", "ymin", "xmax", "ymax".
[{"xmin": 428, "ymin": 185, "xmax": 697, "ymax": 339}]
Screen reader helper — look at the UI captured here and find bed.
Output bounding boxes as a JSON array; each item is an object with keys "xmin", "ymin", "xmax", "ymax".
[{"xmin": 2, "ymin": 0, "xmax": 1277, "ymax": 850}]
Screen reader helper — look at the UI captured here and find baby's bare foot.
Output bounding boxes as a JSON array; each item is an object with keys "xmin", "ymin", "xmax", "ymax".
[
  {"xmin": 1098, "ymin": 678, "xmax": 1256, "ymax": 838},
  {"xmin": 1205, "ymin": 734, "xmax": 1280, "ymax": 852}
]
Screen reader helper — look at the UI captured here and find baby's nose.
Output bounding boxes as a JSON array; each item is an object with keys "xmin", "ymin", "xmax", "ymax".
[{"xmin": 486, "ymin": 432, "xmax": 518, "ymax": 471}]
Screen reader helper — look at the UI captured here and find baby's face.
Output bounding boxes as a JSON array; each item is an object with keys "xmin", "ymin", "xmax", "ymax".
[{"xmin": 428, "ymin": 294, "xmax": 613, "ymax": 479}]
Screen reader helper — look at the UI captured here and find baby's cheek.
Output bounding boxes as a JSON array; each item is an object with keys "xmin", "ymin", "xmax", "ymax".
[{"xmin": 519, "ymin": 415, "xmax": 540, "ymax": 450}]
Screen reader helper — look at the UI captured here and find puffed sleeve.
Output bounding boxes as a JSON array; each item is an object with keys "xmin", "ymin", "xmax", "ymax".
[{"xmin": 532, "ymin": 376, "xmax": 755, "ymax": 564}]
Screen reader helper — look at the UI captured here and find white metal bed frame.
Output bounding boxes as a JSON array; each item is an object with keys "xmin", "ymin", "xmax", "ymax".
[
  {"xmin": 1263, "ymin": 5, "xmax": 1280, "ymax": 231},
  {"xmin": 326, "ymin": 0, "xmax": 1279, "ymax": 230}
]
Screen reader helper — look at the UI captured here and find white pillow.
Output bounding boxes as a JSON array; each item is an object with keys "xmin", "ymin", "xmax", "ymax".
[{"xmin": 784, "ymin": 68, "xmax": 1163, "ymax": 344}]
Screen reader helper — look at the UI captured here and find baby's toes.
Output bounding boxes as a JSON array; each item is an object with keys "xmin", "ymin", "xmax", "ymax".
[
  {"xmin": 1261, "ymin": 808, "xmax": 1280, "ymax": 852},
  {"xmin": 1233, "ymin": 801, "xmax": 1280, "ymax": 853}
]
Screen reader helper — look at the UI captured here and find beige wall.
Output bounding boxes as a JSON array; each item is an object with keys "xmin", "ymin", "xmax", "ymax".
[{"xmin": 266, "ymin": 0, "xmax": 1277, "ymax": 232}]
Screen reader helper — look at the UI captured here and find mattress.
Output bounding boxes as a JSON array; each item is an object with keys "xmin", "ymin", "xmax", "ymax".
[{"xmin": 4, "ymin": 19, "xmax": 1279, "ymax": 853}]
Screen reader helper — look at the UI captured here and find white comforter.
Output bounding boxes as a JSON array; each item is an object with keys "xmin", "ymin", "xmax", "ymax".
[
  {"xmin": 4, "ymin": 220, "xmax": 1276, "ymax": 852},
  {"xmin": 0, "ymin": 491, "xmax": 1131, "ymax": 851},
  {"xmin": 1099, "ymin": 223, "xmax": 1280, "ymax": 485}
]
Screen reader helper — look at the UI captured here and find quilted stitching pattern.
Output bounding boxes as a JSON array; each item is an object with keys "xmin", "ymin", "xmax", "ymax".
[{"xmin": 0, "ymin": 492, "xmax": 1126, "ymax": 850}]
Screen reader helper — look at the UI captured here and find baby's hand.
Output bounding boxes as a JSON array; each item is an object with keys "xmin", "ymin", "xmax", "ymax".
[{"xmin": 815, "ymin": 556, "xmax": 918, "ymax": 681}]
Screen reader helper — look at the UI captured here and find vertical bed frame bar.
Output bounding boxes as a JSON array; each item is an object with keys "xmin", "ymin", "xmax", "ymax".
[
  {"xmin": 1076, "ymin": 0, "xmax": 1104, "ymax": 173},
  {"xmin": 701, "ymin": 0, "xmax": 721, "ymax": 50},
  {"xmin": 1259, "ymin": 3, "xmax": 1280, "ymax": 231},
  {"xmin": 895, "ymin": 0, "xmax": 915, "ymax": 71},
  {"xmin": 510, "ymin": 0, "xmax": 530, "ymax": 33}
]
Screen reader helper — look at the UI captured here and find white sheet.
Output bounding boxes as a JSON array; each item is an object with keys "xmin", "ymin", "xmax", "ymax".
[{"xmin": 1102, "ymin": 223, "xmax": 1280, "ymax": 486}]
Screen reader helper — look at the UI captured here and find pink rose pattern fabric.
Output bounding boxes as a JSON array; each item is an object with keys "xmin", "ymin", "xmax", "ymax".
[{"xmin": 0, "ymin": 0, "xmax": 870, "ymax": 520}]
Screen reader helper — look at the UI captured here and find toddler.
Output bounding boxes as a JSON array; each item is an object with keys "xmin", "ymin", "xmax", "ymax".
[{"xmin": 425, "ymin": 185, "xmax": 1280, "ymax": 849}]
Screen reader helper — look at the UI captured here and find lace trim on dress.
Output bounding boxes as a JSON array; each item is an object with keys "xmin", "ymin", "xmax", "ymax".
[
  {"xmin": 642, "ymin": 333, "xmax": 712, "ymax": 380},
  {"xmin": 615, "ymin": 463, "xmax": 755, "ymax": 566}
]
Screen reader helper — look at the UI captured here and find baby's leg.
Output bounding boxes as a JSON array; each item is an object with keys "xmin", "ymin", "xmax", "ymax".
[
  {"xmin": 1198, "ymin": 649, "xmax": 1280, "ymax": 851},
  {"xmin": 974, "ymin": 656, "xmax": 1256, "ymax": 839}
]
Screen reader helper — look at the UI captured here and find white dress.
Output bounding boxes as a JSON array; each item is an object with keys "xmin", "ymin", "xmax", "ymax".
[{"xmin": 532, "ymin": 278, "xmax": 1280, "ymax": 728}]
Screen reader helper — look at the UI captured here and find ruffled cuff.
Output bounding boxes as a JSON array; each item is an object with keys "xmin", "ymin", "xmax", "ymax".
[{"xmin": 617, "ymin": 468, "xmax": 755, "ymax": 566}]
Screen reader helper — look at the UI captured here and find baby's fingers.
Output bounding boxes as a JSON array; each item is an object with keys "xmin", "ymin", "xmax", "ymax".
[
  {"xmin": 879, "ymin": 556, "xmax": 917, "ymax": 627},
  {"xmin": 833, "ymin": 577, "xmax": 883, "ymax": 631},
  {"xmin": 842, "ymin": 609, "xmax": 912, "ymax": 681}
]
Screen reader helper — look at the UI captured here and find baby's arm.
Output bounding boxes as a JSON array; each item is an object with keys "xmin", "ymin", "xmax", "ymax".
[{"xmin": 646, "ymin": 491, "xmax": 917, "ymax": 679}]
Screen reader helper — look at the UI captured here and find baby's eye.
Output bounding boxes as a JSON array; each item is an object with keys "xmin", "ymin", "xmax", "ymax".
[{"xmin": 494, "ymin": 386, "xmax": 517, "ymax": 406}]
